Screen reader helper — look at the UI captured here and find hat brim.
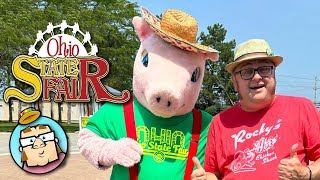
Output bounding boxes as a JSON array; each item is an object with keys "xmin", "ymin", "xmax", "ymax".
[
  {"xmin": 19, "ymin": 111, "xmax": 40, "ymax": 125},
  {"xmin": 225, "ymin": 55, "xmax": 283, "ymax": 73},
  {"xmin": 141, "ymin": 7, "xmax": 219, "ymax": 61}
]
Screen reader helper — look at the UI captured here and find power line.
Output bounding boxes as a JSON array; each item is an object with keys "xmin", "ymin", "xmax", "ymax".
[
  {"xmin": 277, "ymin": 84, "xmax": 313, "ymax": 88},
  {"xmin": 314, "ymin": 76, "xmax": 320, "ymax": 103},
  {"xmin": 277, "ymin": 74, "xmax": 316, "ymax": 81}
]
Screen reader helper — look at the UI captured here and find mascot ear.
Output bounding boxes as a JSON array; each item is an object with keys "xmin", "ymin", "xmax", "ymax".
[
  {"xmin": 133, "ymin": 16, "xmax": 154, "ymax": 42},
  {"xmin": 204, "ymin": 52, "xmax": 219, "ymax": 61}
]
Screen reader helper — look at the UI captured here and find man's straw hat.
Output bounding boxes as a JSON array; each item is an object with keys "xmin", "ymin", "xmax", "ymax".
[
  {"xmin": 225, "ymin": 39, "xmax": 283, "ymax": 73},
  {"xmin": 141, "ymin": 7, "xmax": 219, "ymax": 61}
]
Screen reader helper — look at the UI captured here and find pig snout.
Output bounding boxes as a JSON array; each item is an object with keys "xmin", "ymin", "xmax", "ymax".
[
  {"xmin": 154, "ymin": 93, "xmax": 176, "ymax": 108},
  {"xmin": 146, "ymin": 89, "xmax": 184, "ymax": 117},
  {"xmin": 153, "ymin": 91, "xmax": 179, "ymax": 107}
]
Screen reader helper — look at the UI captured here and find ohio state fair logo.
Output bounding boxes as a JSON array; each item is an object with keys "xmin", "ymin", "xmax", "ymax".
[{"xmin": 4, "ymin": 20, "xmax": 130, "ymax": 103}]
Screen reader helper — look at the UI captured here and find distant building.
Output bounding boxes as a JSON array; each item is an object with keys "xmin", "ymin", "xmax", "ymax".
[{"xmin": 0, "ymin": 86, "xmax": 122, "ymax": 128}]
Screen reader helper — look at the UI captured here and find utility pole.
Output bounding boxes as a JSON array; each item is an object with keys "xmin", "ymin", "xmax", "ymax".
[{"xmin": 314, "ymin": 76, "xmax": 319, "ymax": 103}]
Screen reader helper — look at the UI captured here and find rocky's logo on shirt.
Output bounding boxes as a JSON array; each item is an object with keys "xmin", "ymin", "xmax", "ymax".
[
  {"xmin": 4, "ymin": 20, "xmax": 130, "ymax": 104},
  {"xmin": 230, "ymin": 119, "xmax": 282, "ymax": 173},
  {"xmin": 231, "ymin": 119, "xmax": 282, "ymax": 149}
]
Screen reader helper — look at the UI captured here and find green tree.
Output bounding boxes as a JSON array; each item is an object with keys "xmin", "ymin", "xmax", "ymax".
[
  {"xmin": 0, "ymin": 0, "xmax": 40, "ymax": 122},
  {"xmin": 196, "ymin": 24, "xmax": 238, "ymax": 116},
  {"xmin": 0, "ymin": 0, "xmax": 140, "ymax": 121},
  {"xmin": 38, "ymin": 0, "xmax": 140, "ymax": 90},
  {"xmin": 0, "ymin": 0, "xmax": 139, "ymax": 90},
  {"xmin": 0, "ymin": 68, "xmax": 7, "ymax": 97}
]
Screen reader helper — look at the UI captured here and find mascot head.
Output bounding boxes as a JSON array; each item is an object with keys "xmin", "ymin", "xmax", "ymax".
[{"xmin": 132, "ymin": 7, "xmax": 219, "ymax": 118}]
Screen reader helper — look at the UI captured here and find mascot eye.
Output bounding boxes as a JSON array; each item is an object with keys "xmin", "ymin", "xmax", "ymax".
[
  {"xmin": 191, "ymin": 67, "xmax": 200, "ymax": 82},
  {"xmin": 142, "ymin": 53, "xmax": 149, "ymax": 67}
]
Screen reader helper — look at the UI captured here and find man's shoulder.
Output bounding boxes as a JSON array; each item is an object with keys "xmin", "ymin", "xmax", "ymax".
[
  {"xmin": 210, "ymin": 104, "xmax": 240, "ymax": 124},
  {"xmin": 218, "ymin": 103, "xmax": 240, "ymax": 116},
  {"xmin": 276, "ymin": 94, "xmax": 312, "ymax": 104}
]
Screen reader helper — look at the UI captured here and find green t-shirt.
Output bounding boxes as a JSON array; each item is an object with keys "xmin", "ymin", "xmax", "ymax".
[{"xmin": 86, "ymin": 97, "xmax": 212, "ymax": 180}]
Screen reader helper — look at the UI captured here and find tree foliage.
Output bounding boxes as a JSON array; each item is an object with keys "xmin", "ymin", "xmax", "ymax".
[
  {"xmin": 0, "ymin": 68, "xmax": 7, "ymax": 98},
  {"xmin": 0, "ymin": 1, "xmax": 240, "ymax": 117},
  {"xmin": 0, "ymin": 0, "xmax": 140, "ymax": 92},
  {"xmin": 196, "ymin": 24, "xmax": 238, "ymax": 115}
]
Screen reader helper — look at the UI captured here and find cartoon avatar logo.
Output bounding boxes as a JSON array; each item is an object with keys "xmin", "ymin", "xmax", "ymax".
[{"xmin": 9, "ymin": 107, "xmax": 68, "ymax": 174}]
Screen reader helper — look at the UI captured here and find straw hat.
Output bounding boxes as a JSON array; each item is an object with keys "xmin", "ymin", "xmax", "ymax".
[
  {"xmin": 141, "ymin": 7, "xmax": 219, "ymax": 61},
  {"xmin": 225, "ymin": 39, "xmax": 283, "ymax": 73},
  {"xmin": 19, "ymin": 107, "xmax": 41, "ymax": 125}
]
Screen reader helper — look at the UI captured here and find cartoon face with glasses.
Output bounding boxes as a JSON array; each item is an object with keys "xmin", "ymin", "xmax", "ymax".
[{"xmin": 19, "ymin": 125, "xmax": 65, "ymax": 168}]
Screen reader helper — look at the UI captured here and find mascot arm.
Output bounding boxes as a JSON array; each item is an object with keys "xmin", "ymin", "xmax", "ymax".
[{"xmin": 78, "ymin": 129, "xmax": 143, "ymax": 169}]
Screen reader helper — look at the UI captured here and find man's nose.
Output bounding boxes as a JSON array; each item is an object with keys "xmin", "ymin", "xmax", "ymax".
[
  {"xmin": 252, "ymin": 70, "xmax": 262, "ymax": 80},
  {"xmin": 32, "ymin": 138, "xmax": 45, "ymax": 149}
]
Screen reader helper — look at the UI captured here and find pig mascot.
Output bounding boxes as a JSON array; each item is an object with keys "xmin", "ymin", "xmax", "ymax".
[{"xmin": 78, "ymin": 7, "xmax": 219, "ymax": 179}]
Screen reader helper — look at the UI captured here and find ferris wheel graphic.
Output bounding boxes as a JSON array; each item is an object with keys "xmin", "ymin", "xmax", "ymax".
[{"xmin": 28, "ymin": 20, "xmax": 98, "ymax": 58}]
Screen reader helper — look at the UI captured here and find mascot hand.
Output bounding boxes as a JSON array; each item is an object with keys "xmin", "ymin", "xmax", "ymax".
[{"xmin": 100, "ymin": 137, "xmax": 143, "ymax": 167}]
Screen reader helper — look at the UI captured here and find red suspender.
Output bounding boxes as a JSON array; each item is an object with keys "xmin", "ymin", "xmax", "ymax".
[
  {"xmin": 124, "ymin": 99, "xmax": 202, "ymax": 180},
  {"xmin": 123, "ymin": 98, "xmax": 138, "ymax": 180},
  {"xmin": 184, "ymin": 109, "xmax": 202, "ymax": 180}
]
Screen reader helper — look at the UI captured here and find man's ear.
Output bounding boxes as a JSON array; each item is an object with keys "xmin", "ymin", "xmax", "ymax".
[
  {"xmin": 132, "ymin": 16, "xmax": 154, "ymax": 42},
  {"xmin": 231, "ymin": 75, "xmax": 238, "ymax": 92}
]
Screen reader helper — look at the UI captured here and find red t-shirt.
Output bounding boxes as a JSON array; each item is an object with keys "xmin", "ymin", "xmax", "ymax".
[{"xmin": 204, "ymin": 95, "xmax": 320, "ymax": 179}]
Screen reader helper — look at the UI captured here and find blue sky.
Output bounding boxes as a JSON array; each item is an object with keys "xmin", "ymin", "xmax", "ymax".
[{"xmin": 130, "ymin": 0, "xmax": 320, "ymax": 103}]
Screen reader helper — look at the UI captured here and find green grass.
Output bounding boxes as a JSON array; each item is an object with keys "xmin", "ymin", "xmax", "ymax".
[{"xmin": 0, "ymin": 121, "xmax": 80, "ymax": 133}]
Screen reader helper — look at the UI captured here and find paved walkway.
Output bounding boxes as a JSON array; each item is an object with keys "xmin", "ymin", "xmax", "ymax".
[
  {"xmin": 0, "ymin": 132, "xmax": 112, "ymax": 179},
  {"xmin": 0, "ymin": 153, "xmax": 111, "ymax": 179}
]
